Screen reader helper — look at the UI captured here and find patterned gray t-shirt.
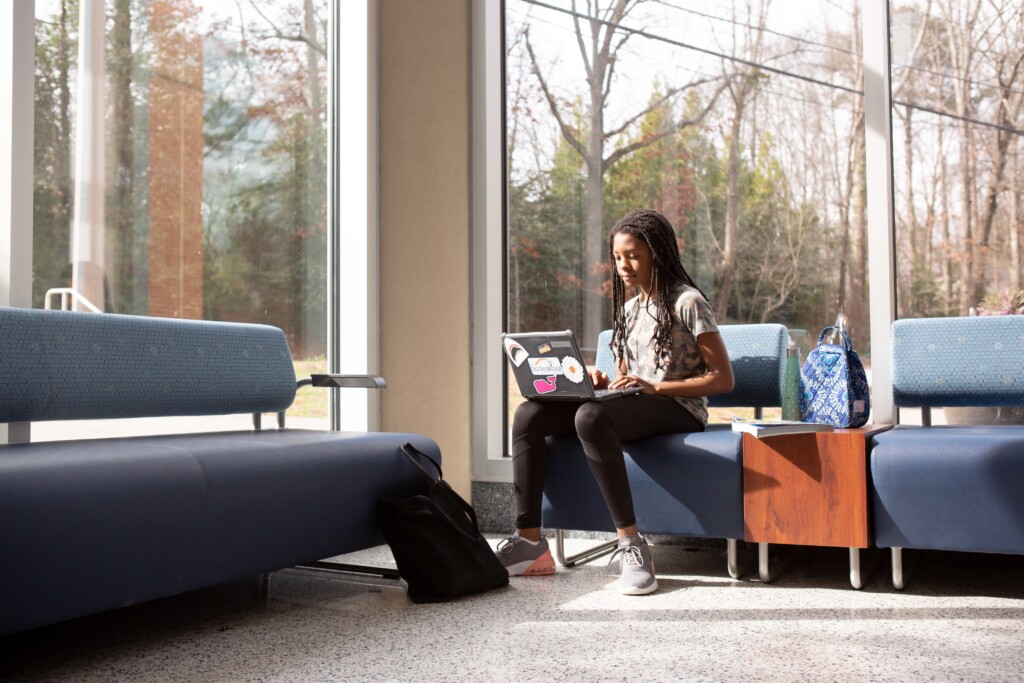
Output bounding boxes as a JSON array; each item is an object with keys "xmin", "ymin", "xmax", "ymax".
[{"xmin": 622, "ymin": 283, "xmax": 720, "ymax": 424}]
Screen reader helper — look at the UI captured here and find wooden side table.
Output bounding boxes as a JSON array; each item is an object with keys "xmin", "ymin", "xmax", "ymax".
[{"xmin": 742, "ymin": 426, "xmax": 890, "ymax": 588}]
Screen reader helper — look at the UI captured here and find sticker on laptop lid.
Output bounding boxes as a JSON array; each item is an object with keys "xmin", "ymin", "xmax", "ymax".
[
  {"xmin": 561, "ymin": 356, "xmax": 585, "ymax": 384},
  {"xmin": 533, "ymin": 375, "xmax": 558, "ymax": 394},
  {"xmin": 503, "ymin": 338, "xmax": 529, "ymax": 367},
  {"xmin": 536, "ymin": 342, "xmax": 552, "ymax": 354},
  {"xmin": 550, "ymin": 340, "xmax": 572, "ymax": 349},
  {"xmin": 528, "ymin": 357, "xmax": 562, "ymax": 376}
]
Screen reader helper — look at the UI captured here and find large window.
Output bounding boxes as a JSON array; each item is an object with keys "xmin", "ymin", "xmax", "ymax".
[
  {"xmin": 890, "ymin": 1, "xmax": 1024, "ymax": 319},
  {"xmin": 504, "ymin": 0, "xmax": 867, "ymax": 433},
  {"xmin": 32, "ymin": 0, "xmax": 329, "ymax": 437}
]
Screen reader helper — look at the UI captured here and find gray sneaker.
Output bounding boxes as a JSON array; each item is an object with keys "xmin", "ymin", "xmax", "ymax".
[
  {"xmin": 496, "ymin": 533, "xmax": 555, "ymax": 576},
  {"xmin": 610, "ymin": 534, "xmax": 658, "ymax": 595}
]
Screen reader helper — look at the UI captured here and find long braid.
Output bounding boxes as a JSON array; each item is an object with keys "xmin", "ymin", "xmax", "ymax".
[{"xmin": 609, "ymin": 209, "xmax": 705, "ymax": 371}]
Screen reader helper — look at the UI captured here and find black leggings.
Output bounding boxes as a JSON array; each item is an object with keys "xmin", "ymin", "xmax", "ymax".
[{"xmin": 511, "ymin": 395, "xmax": 704, "ymax": 530}]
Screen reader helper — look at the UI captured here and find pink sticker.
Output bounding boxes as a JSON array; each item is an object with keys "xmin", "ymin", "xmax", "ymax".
[{"xmin": 533, "ymin": 375, "xmax": 558, "ymax": 394}]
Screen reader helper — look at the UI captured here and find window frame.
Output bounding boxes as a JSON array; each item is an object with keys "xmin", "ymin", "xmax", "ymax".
[
  {"xmin": 470, "ymin": 0, "xmax": 899, "ymax": 481},
  {"xmin": 1, "ymin": 0, "xmax": 379, "ymax": 444},
  {"xmin": 471, "ymin": 0, "xmax": 512, "ymax": 481},
  {"xmin": 1, "ymin": 2, "xmax": 35, "ymax": 445}
]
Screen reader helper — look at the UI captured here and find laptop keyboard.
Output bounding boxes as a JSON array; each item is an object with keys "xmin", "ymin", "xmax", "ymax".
[{"xmin": 594, "ymin": 388, "xmax": 636, "ymax": 399}]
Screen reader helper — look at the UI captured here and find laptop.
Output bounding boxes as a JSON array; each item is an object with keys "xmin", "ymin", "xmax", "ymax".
[{"xmin": 502, "ymin": 330, "xmax": 643, "ymax": 402}]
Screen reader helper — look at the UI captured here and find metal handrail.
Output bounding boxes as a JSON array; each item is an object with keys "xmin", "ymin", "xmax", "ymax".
[{"xmin": 44, "ymin": 288, "xmax": 102, "ymax": 313}]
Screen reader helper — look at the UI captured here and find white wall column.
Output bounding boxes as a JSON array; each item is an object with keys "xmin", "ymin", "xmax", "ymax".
[
  {"xmin": 1, "ymin": 0, "xmax": 35, "ymax": 444},
  {"xmin": 470, "ymin": 0, "xmax": 510, "ymax": 480},
  {"xmin": 328, "ymin": 0, "xmax": 380, "ymax": 432},
  {"xmin": 71, "ymin": 0, "xmax": 107, "ymax": 311},
  {"xmin": 862, "ymin": 0, "xmax": 898, "ymax": 425}
]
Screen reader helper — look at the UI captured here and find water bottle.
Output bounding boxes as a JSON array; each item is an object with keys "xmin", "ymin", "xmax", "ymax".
[{"xmin": 781, "ymin": 346, "xmax": 802, "ymax": 421}]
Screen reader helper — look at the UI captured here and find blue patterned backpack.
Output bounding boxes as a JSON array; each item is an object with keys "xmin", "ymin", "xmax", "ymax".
[{"xmin": 800, "ymin": 326, "xmax": 870, "ymax": 428}]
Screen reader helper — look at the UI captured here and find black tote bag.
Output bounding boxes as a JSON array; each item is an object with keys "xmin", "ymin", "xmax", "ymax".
[{"xmin": 378, "ymin": 443, "xmax": 509, "ymax": 603}]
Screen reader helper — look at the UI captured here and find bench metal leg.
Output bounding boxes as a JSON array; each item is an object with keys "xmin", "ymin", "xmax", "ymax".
[
  {"xmin": 849, "ymin": 547, "xmax": 881, "ymax": 589},
  {"xmin": 553, "ymin": 529, "xmax": 618, "ymax": 567},
  {"xmin": 758, "ymin": 542, "xmax": 771, "ymax": 582},
  {"xmin": 253, "ymin": 572, "xmax": 271, "ymax": 602},
  {"xmin": 891, "ymin": 547, "xmax": 919, "ymax": 590},
  {"xmin": 727, "ymin": 538, "xmax": 742, "ymax": 579},
  {"xmin": 296, "ymin": 560, "xmax": 401, "ymax": 580},
  {"xmin": 892, "ymin": 547, "xmax": 905, "ymax": 590},
  {"xmin": 555, "ymin": 533, "xmax": 747, "ymax": 578},
  {"xmin": 758, "ymin": 542, "xmax": 801, "ymax": 583}
]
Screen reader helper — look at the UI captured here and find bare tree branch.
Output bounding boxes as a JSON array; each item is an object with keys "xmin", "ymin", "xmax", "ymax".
[
  {"xmin": 602, "ymin": 76, "xmax": 719, "ymax": 141},
  {"xmin": 600, "ymin": 0, "xmax": 635, "ymax": 65},
  {"xmin": 525, "ymin": 31, "xmax": 591, "ymax": 164},
  {"xmin": 602, "ymin": 79, "xmax": 727, "ymax": 171},
  {"xmin": 572, "ymin": 0, "xmax": 593, "ymax": 78},
  {"xmin": 246, "ymin": 0, "xmax": 326, "ymax": 56},
  {"xmin": 602, "ymin": 29, "xmax": 634, "ymax": 102}
]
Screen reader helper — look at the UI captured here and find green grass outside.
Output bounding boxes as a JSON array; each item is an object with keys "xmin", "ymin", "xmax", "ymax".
[{"xmin": 290, "ymin": 357, "xmax": 328, "ymax": 418}]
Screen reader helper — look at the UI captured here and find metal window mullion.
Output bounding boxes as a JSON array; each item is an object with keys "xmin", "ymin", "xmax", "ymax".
[
  {"xmin": 327, "ymin": 0, "xmax": 379, "ymax": 433},
  {"xmin": 327, "ymin": 0, "xmax": 341, "ymax": 431},
  {"xmin": 863, "ymin": 0, "xmax": 898, "ymax": 426},
  {"xmin": 1, "ymin": 2, "xmax": 34, "ymax": 445},
  {"xmin": 471, "ymin": 0, "xmax": 512, "ymax": 481}
]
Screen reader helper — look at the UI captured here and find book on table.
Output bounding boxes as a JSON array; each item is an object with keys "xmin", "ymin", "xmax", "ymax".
[{"xmin": 730, "ymin": 417, "xmax": 835, "ymax": 438}]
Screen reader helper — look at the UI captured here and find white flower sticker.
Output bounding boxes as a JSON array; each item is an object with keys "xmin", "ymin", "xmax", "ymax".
[{"xmin": 562, "ymin": 355, "xmax": 584, "ymax": 384}]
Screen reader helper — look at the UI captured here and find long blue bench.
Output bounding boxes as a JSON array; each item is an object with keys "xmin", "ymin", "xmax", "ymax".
[
  {"xmin": 871, "ymin": 315, "xmax": 1024, "ymax": 588},
  {"xmin": 0, "ymin": 307, "xmax": 437, "ymax": 635},
  {"xmin": 541, "ymin": 324, "xmax": 788, "ymax": 576}
]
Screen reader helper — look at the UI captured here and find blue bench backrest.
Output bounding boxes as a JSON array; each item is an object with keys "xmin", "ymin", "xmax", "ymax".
[
  {"xmin": 892, "ymin": 315, "xmax": 1024, "ymax": 407},
  {"xmin": 0, "ymin": 308, "xmax": 296, "ymax": 423},
  {"xmin": 595, "ymin": 323, "xmax": 787, "ymax": 408}
]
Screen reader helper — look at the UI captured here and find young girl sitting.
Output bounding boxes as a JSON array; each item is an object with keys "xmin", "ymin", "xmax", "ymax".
[{"xmin": 496, "ymin": 208, "xmax": 735, "ymax": 595}]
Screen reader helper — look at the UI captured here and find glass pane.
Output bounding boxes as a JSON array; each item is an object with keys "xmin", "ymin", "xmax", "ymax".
[
  {"xmin": 891, "ymin": 1, "xmax": 1024, "ymax": 320},
  {"xmin": 32, "ymin": 0, "xmax": 329, "ymax": 438},
  {"xmin": 505, "ymin": 1, "xmax": 867, "ymax": 440},
  {"xmin": 890, "ymin": 1, "xmax": 1024, "ymax": 425}
]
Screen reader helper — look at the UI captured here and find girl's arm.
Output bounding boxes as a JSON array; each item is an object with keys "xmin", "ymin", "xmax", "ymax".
[{"xmin": 609, "ymin": 331, "xmax": 735, "ymax": 397}]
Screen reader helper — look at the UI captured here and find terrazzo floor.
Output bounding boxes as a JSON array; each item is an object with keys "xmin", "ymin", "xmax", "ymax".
[{"xmin": 3, "ymin": 538, "xmax": 1024, "ymax": 682}]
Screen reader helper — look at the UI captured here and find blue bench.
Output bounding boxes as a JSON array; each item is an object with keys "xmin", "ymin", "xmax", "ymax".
[
  {"xmin": 541, "ymin": 324, "xmax": 789, "ymax": 576},
  {"xmin": 871, "ymin": 315, "xmax": 1024, "ymax": 588},
  {"xmin": 0, "ymin": 307, "xmax": 437, "ymax": 635}
]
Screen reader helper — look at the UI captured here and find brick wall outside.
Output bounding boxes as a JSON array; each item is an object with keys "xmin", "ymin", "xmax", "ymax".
[{"xmin": 147, "ymin": 0, "xmax": 203, "ymax": 319}]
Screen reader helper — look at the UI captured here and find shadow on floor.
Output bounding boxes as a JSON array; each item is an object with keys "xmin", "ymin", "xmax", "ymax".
[{"xmin": 2, "ymin": 543, "xmax": 1023, "ymax": 681}]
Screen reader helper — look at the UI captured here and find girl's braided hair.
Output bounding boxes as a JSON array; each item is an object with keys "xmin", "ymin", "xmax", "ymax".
[{"xmin": 609, "ymin": 208, "xmax": 706, "ymax": 370}]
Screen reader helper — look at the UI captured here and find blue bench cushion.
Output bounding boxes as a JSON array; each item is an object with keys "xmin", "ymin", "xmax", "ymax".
[
  {"xmin": 0, "ymin": 431, "xmax": 437, "ymax": 636},
  {"xmin": 0, "ymin": 308, "xmax": 296, "ymax": 422},
  {"xmin": 871, "ymin": 425, "xmax": 1024, "ymax": 555},
  {"xmin": 892, "ymin": 315, "xmax": 1024, "ymax": 407},
  {"xmin": 542, "ymin": 426, "xmax": 744, "ymax": 538}
]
